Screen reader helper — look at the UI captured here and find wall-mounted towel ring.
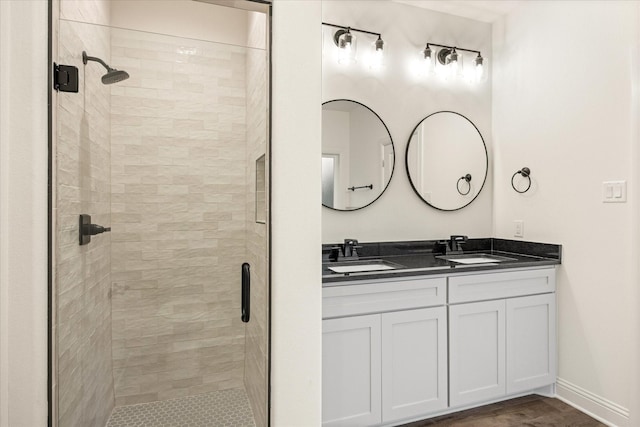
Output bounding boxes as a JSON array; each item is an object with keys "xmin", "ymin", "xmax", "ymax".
[
  {"xmin": 456, "ymin": 174, "xmax": 472, "ymax": 195},
  {"xmin": 511, "ymin": 167, "xmax": 532, "ymax": 193}
]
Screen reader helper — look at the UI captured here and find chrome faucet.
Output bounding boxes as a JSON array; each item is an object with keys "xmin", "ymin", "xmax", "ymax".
[
  {"xmin": 328, "ymin": 246, "xmax": 341, "ymax": 262},
  {"xmin": 342, "ymin": 238, "xmax": 361, "ymax": 258},
  {"xmin": 448, "ymin": 235, "xmax": 468, "ymax": 253}
]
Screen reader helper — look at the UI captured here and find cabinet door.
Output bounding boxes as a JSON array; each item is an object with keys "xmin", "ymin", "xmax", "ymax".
[
  {"xmin": 506, "ymin": 293, "xmax": 556, "ymax": 394},
  {"xmin": 381, "ymin": 307, "xmax": 448, "ymax": 423},
  {"xmin": 323, "ymin": 314, "xmax": 381, "ymax": 426},
  {"xmin": 449, "ymin": 300, "xmax": 506, "ymax": 407}
]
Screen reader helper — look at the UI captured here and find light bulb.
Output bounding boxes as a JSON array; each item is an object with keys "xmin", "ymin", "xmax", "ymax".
[
  {"xmin": 369, "ymin": 36, "xmax": 384, "ymax": 69},
  {"xmin": 337, "ymin": 29, "xmax": 357, "ymax": 65},
  {"xmin": 474, "ymin": 53, "xmax": 484, "ymax": 83},
  {"xmin": 422, "ymin": 44, "xmax": 434, "ymax": 75},
  {"xmin": 341, "ymin": 31, "xmax": 353, "ymax": 48},
  {"xmin": 448, "ymin": 48, "xmax": 460, "ymax": 78}
]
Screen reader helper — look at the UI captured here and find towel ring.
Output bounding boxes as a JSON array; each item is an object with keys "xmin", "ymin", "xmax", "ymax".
[
  {"xmin": 457, "ymin": 174, "xmax": 472, "ymax": 196},
  {"xmin": 511, "ymin": 167, "xmax": 531, "ymax": 193}
]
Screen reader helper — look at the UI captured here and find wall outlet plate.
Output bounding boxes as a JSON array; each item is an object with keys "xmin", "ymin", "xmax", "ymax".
[{"xmin": 514, "ymin": 220, "xmax": 524, "ymax": 238}]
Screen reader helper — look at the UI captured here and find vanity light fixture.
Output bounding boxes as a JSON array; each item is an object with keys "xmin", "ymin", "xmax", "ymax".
[
  {"xmin": 323, "ymin": 22, "xmax": 384, "ymax": 67},
  {"xmin": 423, "ymin": 42, "xmax": 485, "ymax": 82},
  {"xmin": 475, "ymin": 53, "xmax": 484, "ymax": 82},
  {"xmin": 422, "ymin": 44, "xmax": 434, "ymax": 74}
]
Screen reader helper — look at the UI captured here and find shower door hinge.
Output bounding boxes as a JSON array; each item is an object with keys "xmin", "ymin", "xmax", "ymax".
[{"xmin": 53, "ymin": 63, "xmax": 79, "ymax": 93}]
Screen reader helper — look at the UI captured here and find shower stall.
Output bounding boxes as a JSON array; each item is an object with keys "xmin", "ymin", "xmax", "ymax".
[{"xmin": 51, "ymin": 1, "xmax": 270, "ymax": 426}]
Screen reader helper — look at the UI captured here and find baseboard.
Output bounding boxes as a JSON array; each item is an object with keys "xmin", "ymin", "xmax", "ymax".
[{"xmin": 556, "ymin": 378, "xmax": 629, "ymax": 427}]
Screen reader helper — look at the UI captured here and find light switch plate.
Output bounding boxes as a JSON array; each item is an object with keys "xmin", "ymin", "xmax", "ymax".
[{"xmin": 603, "ymin": 181, "xmax": 627, "ymax": 203}]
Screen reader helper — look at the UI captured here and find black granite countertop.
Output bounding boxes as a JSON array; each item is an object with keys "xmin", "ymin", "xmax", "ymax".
[{"xmin": 322, "ymin": 238, "xmax": 561, "ymax": 285}]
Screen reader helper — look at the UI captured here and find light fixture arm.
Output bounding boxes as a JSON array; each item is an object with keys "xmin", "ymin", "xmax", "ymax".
[
  {"xmin": 425, "ymin": 42, "xmax": 481, "ymax": 56},
  {"xmin": 426, "ymin": 43, "xmax": 482, "ymax": 66},
  {"xmin": 322, "ymin": 22, "xmax": 382, "ymax": 39}
]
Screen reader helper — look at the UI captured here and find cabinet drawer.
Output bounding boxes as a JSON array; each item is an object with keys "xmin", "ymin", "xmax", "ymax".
[
  {"xmin": 323, "ymin": 277, "xmax": 446, "ymax": 319},
  {"xmin": 449, "ymin": 268, "xmax": 555, "ymax": 304}
]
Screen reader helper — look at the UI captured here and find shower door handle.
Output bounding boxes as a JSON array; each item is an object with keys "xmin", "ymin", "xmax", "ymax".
[{"xmin": 241, "ymin": 263, "xmax": 250, "ymax": 323}]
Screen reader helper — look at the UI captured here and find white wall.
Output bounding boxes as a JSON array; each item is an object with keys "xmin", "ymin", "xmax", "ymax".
[
  {"xmin": 493, "ymin": 2, "xmax": 638, "ymax": 425},
  {"xmin": 0, "ymin": 1, "xmax": 49, "ymax": 426},
  {"xmin": 322, "ymin": 0, "xmax": 493, "ymax": 244},
  {"xmin": 271, "ymin": 1, "xmax": 323, "ymax": 425}
]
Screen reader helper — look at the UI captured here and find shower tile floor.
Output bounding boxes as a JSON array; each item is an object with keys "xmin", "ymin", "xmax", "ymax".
[{"xmin": 106, "ymin": 388, "xmax": 256, "ymax": 427}]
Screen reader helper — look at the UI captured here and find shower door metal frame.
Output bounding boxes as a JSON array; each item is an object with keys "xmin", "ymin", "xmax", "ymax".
[{"xmin": 47, "ymin": 1, "xmax": 55, "ymax": 425}]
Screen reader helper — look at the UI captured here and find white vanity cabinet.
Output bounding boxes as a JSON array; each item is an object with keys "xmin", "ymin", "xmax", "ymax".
[
  {"xmin": 322, "ymin": 277, "xmax": 447, "ymax": 427},
  {"xmin": 322, "ymin": 266, "xmax": 557, "ymax": 427},
  {"xmin": 449, "ymin": 268, "xmax": 557, "ymax": 408}
]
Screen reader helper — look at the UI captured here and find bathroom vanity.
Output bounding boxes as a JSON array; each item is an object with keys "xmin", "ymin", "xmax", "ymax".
[{"xmin": 321, "ymin": 239, "xmax": 561, "ymax": 427}]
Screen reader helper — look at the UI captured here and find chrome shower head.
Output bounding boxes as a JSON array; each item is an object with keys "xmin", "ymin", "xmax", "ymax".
[{"xmin": 82, "ymin": 51, "xmax": 130, "ymax": 85}]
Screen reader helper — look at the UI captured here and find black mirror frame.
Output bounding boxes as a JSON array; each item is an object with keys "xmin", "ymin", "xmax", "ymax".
[
  {"xmin": 322, "ymin": 99, "xmax": 396, "ymax": 212},
  {"xmin": 405, "ymin": 110, "xmax": 488, "ymax": 212}
]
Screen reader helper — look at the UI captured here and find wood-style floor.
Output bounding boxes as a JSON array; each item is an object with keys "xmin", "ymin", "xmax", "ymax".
[{"xmin": 400, "ymin": 395, "xmax": 605, "ymax": 427}]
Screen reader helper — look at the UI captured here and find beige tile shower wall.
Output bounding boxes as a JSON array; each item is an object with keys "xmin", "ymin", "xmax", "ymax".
[
  {"xmin": 109, "ymin": 29, "xmax": 248, "ymax": 406},
  {"xmin": 56, "ymin": 19, "xmax": 114, "ymax": 427},
  {"xmin": 60, "ymin": 0, "xmax": 110, "ymax": 26},
  {"xmin": 243, "ymin": 12, "xmax": 269, "ymax": 427}
]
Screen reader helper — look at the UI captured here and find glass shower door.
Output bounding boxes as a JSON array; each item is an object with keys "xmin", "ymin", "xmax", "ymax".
[{"xmin": 54, "ymin": 2, "xmax": 270, "ymax": 426}]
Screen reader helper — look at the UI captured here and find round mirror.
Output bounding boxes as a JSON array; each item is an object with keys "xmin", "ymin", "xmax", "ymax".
[
  {"xmin": 322, "ymin": 99, "xmax": 395, "ymax": 211},
  {"xmin": 406, "ymin": 111, "xmax": 487, "ymax": 211}
]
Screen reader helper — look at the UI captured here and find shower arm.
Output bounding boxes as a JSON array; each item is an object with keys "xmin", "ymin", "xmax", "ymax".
[{"xmin": 82, "ymin": 51, "xmax": 113, "ymax": 71}]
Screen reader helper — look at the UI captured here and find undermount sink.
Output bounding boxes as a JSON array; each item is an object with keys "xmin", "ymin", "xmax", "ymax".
[
  {"xmin": 326, "ymin": 259, "xmax": 404, "ymax": 274},
  {"xmin": 436, "ymin": 253, "xmax": 517, "ymax": 265}
]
